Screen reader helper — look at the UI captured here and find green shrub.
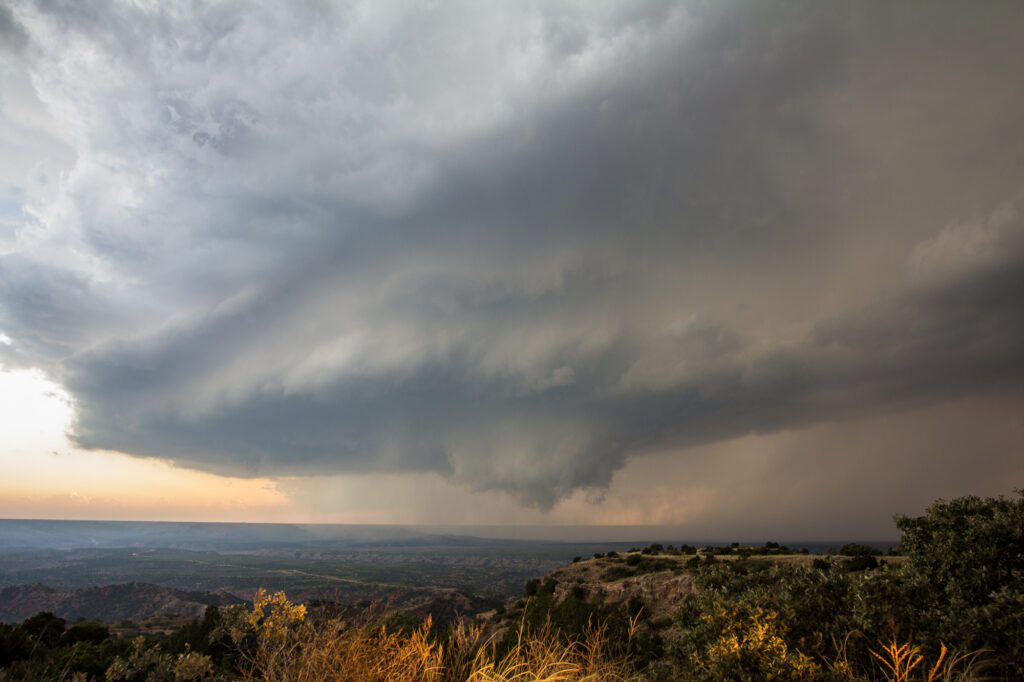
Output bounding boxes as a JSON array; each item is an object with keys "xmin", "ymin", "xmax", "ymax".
[
  {"xmin": 627, "ymin": 596, "xmax": 645, "ymax": 621},
  {"xmin": 675, "ymin": 600, "xmax": 820, "ymax": 680},
  {"xmin": 0, "ymin": 624, "xmax": 30, "ymax": 667},
  {"xmin": 51, "ymin": 639, "xmax": 128, "ymax": 680},
  {"xmin": 61, "ymin": 621, "xmax": 109, "ymax": 646},
  {"xmin": 18, "ymin": 612, "xmax": 65, "ymax": 649},
  {"xmin": 845, "ymin": 555, "xmax": 879, "ymax": 572},
  {"xmin": 631, "ymin": 557, "xmax": 677, "ymax": 576},
  {"xmin": 672, "ymin": 492, "xmax": 1023, "ymax": 678},
  {"xmin": 602, "ymin": 565, "xmax": 633, "ymax": 582},
  {"xmin": 895, "ymin": 491, "xmax": 1024, "ymax": 676},
  {"xmin": 839, "ymin": 543, "xmax": 881, "ymax": 557},
  {"xmin": 675, "ymin": 562, "xmax": 854, "ymax": 671}
]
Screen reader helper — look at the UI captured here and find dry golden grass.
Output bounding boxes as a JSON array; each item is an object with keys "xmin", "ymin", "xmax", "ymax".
[
  {"xmin": 210, "ymin": 589, "xmax": 998, "ymax": 682},
  {"xmin": 866, "ymin": 640, "xmax": 992, "ymax": 682},
  {"xmin": 221, "ymin": 590, "xmax": 639, "ymax": 682},
  {"xmin": 825, "ymin": 632, "xmax": 992, "ymax": 682}
]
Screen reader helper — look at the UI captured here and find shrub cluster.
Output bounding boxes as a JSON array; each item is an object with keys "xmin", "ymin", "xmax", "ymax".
[
  {"xmin": 673, "ymin": 492, "xmax": 1024, "ymax": 680},
  {"xmin": 0, "ymin": 607, "xmax": 231, "ymax": 681},
  {"xmin": 496, "ymin": 578, "xmax": 664, "ymax": 671}
]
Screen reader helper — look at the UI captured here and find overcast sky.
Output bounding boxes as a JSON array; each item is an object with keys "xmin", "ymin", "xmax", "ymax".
[{"xmin": 1, "ymin": 1, "xmax": 1022, "ymax": 539}]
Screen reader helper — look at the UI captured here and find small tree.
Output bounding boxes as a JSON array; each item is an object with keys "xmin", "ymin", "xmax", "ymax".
[
  {"xmin": 895, "ymin": 491, "xmax": 1024, "ymax": 675},
  {"xmin": 18, "ymin": 612, "xmax": 65, "ymax": 649},
  {"xmin": 839, "ymin": 543, "xmax": 881, "ymax": 557}
]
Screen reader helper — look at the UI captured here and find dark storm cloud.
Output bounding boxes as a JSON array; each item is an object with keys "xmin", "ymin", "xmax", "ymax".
[
  {"xmin": 63, "ymin": 198, "xmax": 1024, "ymax": 507},
  {"xmin": 0, "ymin": 5, "xmax": 28, "ymax": 53},
  {"xmin": 2, "ymin": 1, "xmax": 1024, "ymax": 507},
  {"xmin": 615, "ymin": 205, "xmax": 1024, "ymax": 451}
]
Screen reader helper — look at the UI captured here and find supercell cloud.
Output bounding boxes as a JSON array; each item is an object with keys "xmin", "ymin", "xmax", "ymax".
[{"xmin": 1, "ymin": 1, "xmax": 1023, "ymax": 509}]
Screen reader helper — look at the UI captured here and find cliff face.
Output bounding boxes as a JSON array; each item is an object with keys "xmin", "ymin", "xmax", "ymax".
[
  {"xmin": 475, "ymin": 552, "xmax": 701, "ymax": 652},
  {"xmin": 545, "ymin": 557, "xmax": 695, "ymax": 624}
]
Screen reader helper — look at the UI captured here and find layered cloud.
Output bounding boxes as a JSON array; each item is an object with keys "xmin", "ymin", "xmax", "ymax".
[{"xmin": 2, "ymin": 1, "xmax": 1023, "ymax": 509}]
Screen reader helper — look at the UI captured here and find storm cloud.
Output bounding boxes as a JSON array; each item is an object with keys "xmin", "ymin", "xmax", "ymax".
[{"xmin": 2, "ymin": 1, "xmax": 1023, "ymax": 509}]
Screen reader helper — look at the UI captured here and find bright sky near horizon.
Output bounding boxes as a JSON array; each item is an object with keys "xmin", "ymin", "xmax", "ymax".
[{"xmin": 1, "ymin": 1, "xmax": 1023, "ymax": 539}]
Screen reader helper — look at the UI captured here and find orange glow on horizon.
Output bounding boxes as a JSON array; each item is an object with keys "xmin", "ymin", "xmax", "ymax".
[{"xmin": 0, "ymin": 367, "xmax": 292, "ymax": 522}]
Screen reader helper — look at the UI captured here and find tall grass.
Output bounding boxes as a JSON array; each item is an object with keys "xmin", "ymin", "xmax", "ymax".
[
  {"xmin": 825, "ymin": 633, "xmax": 992, "ymax": 682},
  {"xmin": 104, "ymin": 588, "xmax": 997, "ymax": 681},
  {"xmin": 219, "ymin": 590, "xmax": 639, "ymax": 682}
]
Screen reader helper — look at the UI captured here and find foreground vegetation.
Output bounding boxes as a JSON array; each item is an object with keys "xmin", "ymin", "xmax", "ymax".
[{"xmin": 0, "ymin": 491, "xmax": 1020, "ymax": 680}]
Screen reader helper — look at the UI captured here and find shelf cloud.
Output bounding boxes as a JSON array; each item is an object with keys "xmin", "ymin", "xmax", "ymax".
[{"xmin": 2, "ymin": 1, "xmax": 1023, "ymax": 509}]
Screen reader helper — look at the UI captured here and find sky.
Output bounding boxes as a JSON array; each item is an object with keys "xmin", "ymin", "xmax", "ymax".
[{"xmin": 1, "ymin": 1, "xmax": 1022, "ymax": 540}]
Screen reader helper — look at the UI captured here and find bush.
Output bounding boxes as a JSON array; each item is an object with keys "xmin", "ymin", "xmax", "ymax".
[
  {"xmin": 18, "ymin": 612, "xmax": 65, "ymax": 649},
  {"xmin": 496, "ymin": 583, "xmax": 659, "ymax": 671},
  {"xmin": 675, "ymin": 562, "xmax": 854, "ymax": 672},
  {"xmin": 0, "ymin": 624, "xmax": 30, "ymax": 667},
  {"xmin": 602, "ymin": 565, "xmax": 633, "ymax": 582},
  {"xmin": 631, "ymin": 557, "xmax": 677, "ymax": 576},
  {"xmin": 61, "ymin": 621, "xmax": 109, "ymax": 646},
  {"xmin": 845, "ymin": 555, "xmax": 879, "ymax": 572},
  {"xmin": 106, "ymin": 637, "xmax": 214, "ymax": 682},
  {"xmin": 839, "ymin": 543, "xmax": 882, "ymax": 557},
  {"xmin": 675, "ymin": 600, "xmax": 820, "ymax": 680},
  {"xmin": 895, "ymin": 491, "xmax": 1024, "ymax": 676},
  {"xmin": 671, "ymin": 491, "xmax": 1023, "ymax": 678},
  {"xmin": 897, "ymin": 492, "xmax": 1024, "ymax": 608},
  {"xmin": 52, "ymin": 639, "xmax": 127, "ymax": 679},
  {"xmin": 626, "ymin": 596, "xmax": 645, "ymax": 621}
]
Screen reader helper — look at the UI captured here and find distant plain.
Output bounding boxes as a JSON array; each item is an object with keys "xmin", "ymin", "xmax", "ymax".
[{"xmin": 0, "ymin": 519, "xmax": 894, "ymax": 608}]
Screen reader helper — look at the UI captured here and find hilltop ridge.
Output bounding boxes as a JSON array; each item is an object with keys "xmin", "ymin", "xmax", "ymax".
[{"xmin": 0, "ymin": 583, "xmax": 241, "ymax": 624}]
